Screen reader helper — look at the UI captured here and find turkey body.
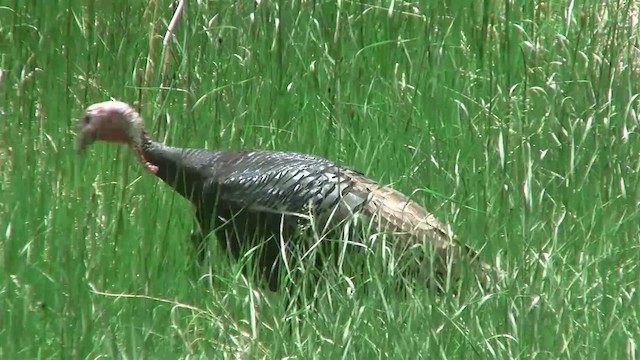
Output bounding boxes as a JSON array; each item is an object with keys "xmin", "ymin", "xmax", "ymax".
[
  {"xmin": 141, "ymin": 139, "xmax": 485, "ymax": 291},
  {"xmin": 76, "ymin": 101, "xmax": 491, "ymax": 293}
]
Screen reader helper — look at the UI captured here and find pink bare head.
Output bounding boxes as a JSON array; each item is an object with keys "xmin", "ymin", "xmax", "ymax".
[{"xmin": 76, "ymin": 101, "xmax": 159, "ymax": 174}]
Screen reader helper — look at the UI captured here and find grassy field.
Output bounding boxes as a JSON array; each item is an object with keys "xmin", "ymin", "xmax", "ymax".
[{"xmin": 2, "ymin": 0, "xmax": 640, "ymax": 358}]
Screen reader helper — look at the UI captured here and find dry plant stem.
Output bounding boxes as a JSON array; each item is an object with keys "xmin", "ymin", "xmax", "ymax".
[
  {"xmin": 159, "ymin": 0, "xmax": 184, "ymax": 94},
  {"xmin": 143, "ymin": 0, "xmax": 159, "ymax": 105}
]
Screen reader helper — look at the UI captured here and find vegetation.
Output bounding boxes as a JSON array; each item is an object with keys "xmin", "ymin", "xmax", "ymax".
[{"xmin": 1, "ymin": 1, "xmax": 639, "ymax": 358}]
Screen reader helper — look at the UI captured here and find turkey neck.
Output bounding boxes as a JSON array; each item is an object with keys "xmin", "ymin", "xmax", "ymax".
[{"xmin": 140, "ymin": 135, "xmax": 215, "ymax": 203}]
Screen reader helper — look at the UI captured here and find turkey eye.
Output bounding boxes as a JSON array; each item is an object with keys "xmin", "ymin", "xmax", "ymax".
[{"xmin": 83, "ymin": 115, "xmax": 91, "ymax": 124}]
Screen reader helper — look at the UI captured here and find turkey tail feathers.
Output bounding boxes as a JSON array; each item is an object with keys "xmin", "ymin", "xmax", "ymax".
[{"xmin": 342, "ymin": 171, "xmax": 494, "ymax": 290}]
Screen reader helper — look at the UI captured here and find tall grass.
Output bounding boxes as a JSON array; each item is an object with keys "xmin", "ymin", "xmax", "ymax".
[{"xmin": 1, "ymin": 1, "xmax": 639, "ymax": 358}]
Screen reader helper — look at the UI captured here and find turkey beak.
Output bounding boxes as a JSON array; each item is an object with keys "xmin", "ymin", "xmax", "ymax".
[
  {"xmin": 76, "ymin": 116, "xmax": 96, "ymax": 154},
  {"xmin": 76, "ymin": 132, "xmax": 95, "ymax": 154}
]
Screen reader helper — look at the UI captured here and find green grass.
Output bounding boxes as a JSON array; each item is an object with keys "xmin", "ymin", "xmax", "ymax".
[{"xmin": 2, "ymin": 0, "xmax": 640, "ymax": 358}]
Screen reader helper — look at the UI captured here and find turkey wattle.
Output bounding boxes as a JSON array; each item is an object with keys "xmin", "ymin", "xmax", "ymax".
[{"xmin": 76, "ymin": 100, "xmax": 492, "ymax": 291}]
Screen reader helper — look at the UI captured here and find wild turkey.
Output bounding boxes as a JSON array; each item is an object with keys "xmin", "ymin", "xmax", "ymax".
[{"xmin": 76, "ymin": 100, "xmax": 493, "ymax": 292}]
